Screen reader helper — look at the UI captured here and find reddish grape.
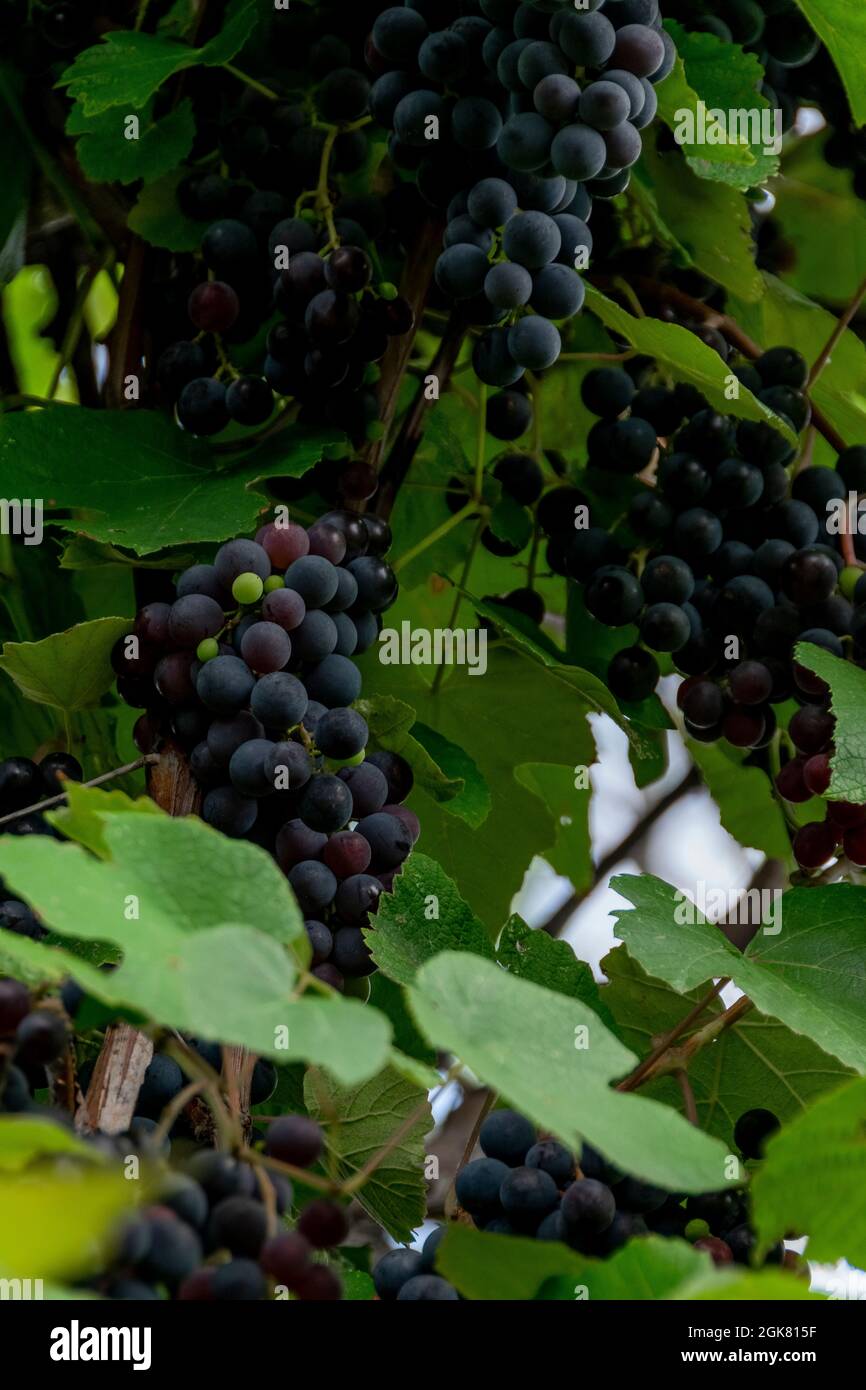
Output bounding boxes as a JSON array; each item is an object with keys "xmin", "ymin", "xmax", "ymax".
[
  {"xmin": 262, "ymin": 587, "xmax": 306, "ymax": 632},
  {"xmin": 188, "ymin": 281, "xmax": 240, "ymax": 334},
  {"xmin": 722, "ymin": 707, "xmax": 766, "ymax": 749},
  {"xmin": 256, "ymin": 521, "xmax": 310, "ymax": 569},
  {"xmin": 322, "ymin": 830, "xmax": 372, "ymax": 878},
  {"xmin": 240, "ymin": 621, "xmax": 292, "ymax": 674},
  {"xmin": 774, "ymin": 758, "xmax": 811, "ymax": 804},
  {"xmin": 843, "ymin": 824, "xmax": 866, "ymax": 866},
  {"xmin": 694, "ymin": 1236, "xmax": 734, "ymax": 1266},
  {"xmin": 728, "ymin": 661, "xmax": 772, "ymax": 706},
  {"xmin": 793, "ymin": 822, "xmax": 838, "ymax": 871},
  {"xmin": 307, "ymin": 522, "xmax": 348, "ymax": 564},
  {"xmin": 827, "ymin": 801, "xmax": 866, "ymax": 830},
  {"xmin": 802, "ymin": 753, "xmax": 831, "ymax": 797},
  {"xmin": 789, "ymin": 705, "xmax": 835, "ymax": 755}
]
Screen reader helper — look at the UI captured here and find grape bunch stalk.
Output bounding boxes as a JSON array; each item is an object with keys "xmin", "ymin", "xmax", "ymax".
[{"xmin": 117, "ymin": 510, "xmax": 417, "ymax": 992}]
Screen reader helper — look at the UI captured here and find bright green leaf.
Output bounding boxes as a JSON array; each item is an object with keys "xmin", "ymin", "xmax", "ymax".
[
  {"xmin": 0, "ymin": 617, "xmax": 131, "ymax": 710},
  {"xmin": 612, "ymin": 875, "xmax": 866, "ymax": 1074},
  {"xmin": 687, "ymin": 739, "xmax": 792, "ymax": 862},
  {"xmin": 368, "ymin": 853, "xmax": 494, "ymax": 985},
  {"xmin": 409, "ymin": 952, "xmax": 735, "ymax": 1192},
  {"xmin": 751, "ymin": 1076, "xmax": 866, "ymax": 1268},
  {"xmin": 0, "ymin": 1117, "xmax": 102, "ymax": 1173},
  {"xmin": 604, "ymin": 948, "xmax": 854, "ymax": 1149}
]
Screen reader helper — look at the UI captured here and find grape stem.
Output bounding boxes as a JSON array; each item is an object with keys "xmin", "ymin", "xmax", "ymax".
[
  {"xmin": 393, "ymin": 501, "xmax": 479, "ymax": 575},
  {"xmin": 431, "ymin": 517, "xmax": 485, "ymax": 696},
  {"xmin": 222, "ymin": 63, "xmax": 280, "ymax": 102},
  {"xmin": 808, "ymin": 269, "xmax": 866, "ymax": 389},
  {"xmin": 244, "ymin": 1144, "xmax": 340, "ymax": 1195},
  {"xmin": 0, "ymin": 754, "xmax": 160, "ymax": 829},
  {"xmin": 675, "ymin": 1068, "xmax": 699, "ymax": 1125},
  {"xmin": 617, "ymin": 980, "xmax": 729, "ymax": 1093},
  {"xmin": 150, "ymin": 1079, "xmax": 206, "ymax": 1147}
]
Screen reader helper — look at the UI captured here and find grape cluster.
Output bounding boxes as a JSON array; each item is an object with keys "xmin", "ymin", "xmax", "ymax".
[
  {"xmin": 527, "ymin": 343, "xmax": 866, "ymax": 873},
  {"xmin": 0, "ymin": 1014, "xmax": 349, "ymax": 1301},
  {"xmin": 367, "ymin": 1, "xmax": 673, "ymax": 411},
  {"xmin": 773, "ymin": 702, "xmax": 866, "ymax": 872},
  {"xmin": 0, "ymin": 752, "xmax": 84, "ymax": 941},
  {"xmin": 538, "ymin": 349, "xmax": 843, "ymax": 710},
  {"xmin": 447, "ymin": 1106, "xmax": 783, "ymax": 1266},
  {"xmin": 158, "ymin": 213, "xmax": 412, "ymax": 447},
  {"xmin": 0, "ymin": 976, "xmax": 71, "ymax": 1103},
  {"xmin": 118, "ymin": 510, "xmax": 417, "ymax": 992}
]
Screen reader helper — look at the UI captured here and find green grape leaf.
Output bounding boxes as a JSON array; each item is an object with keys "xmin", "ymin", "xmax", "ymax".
[
  {"xmin": 603, "ymin": 948, "xmax": 854, "ymax": 1149},
  {"xmin": 57, "ymin": 0, "xmax": 257, "ymax": 115},
  {"xmin": 368, "ymin": 853, "xmax": 494, "ymax": 985},
  {"xmin": 791, "ymin": 0, "xmax": 866, "ymax": 127},
  {"xmin": 751, "ymin": 1077, "xmax": 866, "ymax": 1268},
  {"xmin": 585, "ymin": 287, "xmax": 796, "ymax": 439},
  {"xmin": 0, "ymin": 1117, "xmax": 102, "ymax": 1172},
  {"xmin": 437, "ymin": 1225, "xmax": 710, "ymax": 1301},
  {"xmin": 0, "ymin": 657, "xmax": 55, "ymax": 762},
  {"xmin": 634, "ymin": 137, "xmax": 763, "ymax": 303},
  {"xmin": 46, "ymin": 781, "xmax": 164, "ymax": 858},
  {"xmin": 67, "ymin": 99, "xmax": 196, "ymax": 185},
  {"xmin": 795, "ymin": 641, "xmax": 866, "ymax": 803},
  {"xmin": 0, "ymin": 1166, "xmax": 134, "ymax": 1281},
  {"xmin": 687, "ymin": 739, "xmax": 792, "ymax": 863},
  {"xmin": 0, "ymin": 408, "xmax": 339, "ymax": 555},
  {"xmin": 684, "ymin": 1270, "xmax": 825, "ymax": 1301},
  {"xmin": 0, "ymin": 815, "xmax": 391, "ymax": 1085},
  {"xmin": 409, "ymin": 952, "xmax": 735, "ymax": 1192},
  {"xmin": 488, "ymin": 495, "xmax": 532, "ymax": 549},
  {"xmin": 768, "ymin": 135, "xmax": 866, "ymax": 306},
  {"xmin": 658, "ymin": 24, "xmax": 780, "ymax": 187},
  {"xmin": 731, "ymin": 272, "xmax": 866, "ymax": 451},
  {"xmin": 410, "ymin": 723, "xmax": 491, "ymax": 829},
  {"xmin": 456, "ymin": 587, "xmax": 667, "ymax": 779},
  {"xmin": 356, "ymin": 648, "xmax": 596, "ymax": 925},
  {"xmin": 611, "ymin": 875, "xmax": 866, "ymax": 1074},
  {"xmin": 496, "ymin": 915, "xmax": 616, "ymax": 1031},
  {"xmin": 304, "ymin": 1067, "xmax": 431, "ymax": 1242},
  {"xmin": 0, "ymin": 617, "xmax": 131, "ymax": 710},
  {"xmin": 388, "ymin": 412, "xmax": 475, "ymax": 590},
  {"xmin": 59, "ymin": 536, "xmax": 197, "ymax": 570},
  {"xmin": 355, "ymin": 694, "xmax": 476, "ymax": 813},
  {"xmin": 368, "ymin": 974, "xmax": 437, "ymax": 1067},
  {"xmin": 513, "ymin": 763, "xmax": 593, "ymax": 893},
  {"xmin": 128, "ymin": 170, "xmax": 209, "ymax": 251}
]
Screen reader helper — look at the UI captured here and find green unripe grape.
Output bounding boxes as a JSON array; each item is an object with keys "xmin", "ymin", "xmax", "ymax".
[
  {"xmin": 300, "ymin": 207, "xmax": 317, "ymax": 223},
  {"xmin": 840, "ymin": 565, "xmax": 861, "ymax": 601},
  {"xmin": 264, "ymin": 575, "xmax": 284, "ymax": 594},
  {"xmin": 685, "ymin": 1218, "xmax": 711, "ymax": 1242},
  {"xmin": 323, "ymin": 441, "xmax": 349, "ymax": 462},
  {"xmin": 366, "ymin": 420, "xmax": 385, "ymax": 443},
  {"xmin": 196, "ymin": 637, "xmax": 220, "ymax": 662},
  {"xmin": 325, "ymin": 749, "xmax": 367, "ymax": 771},
  {"xmin": 363, "ymin": 364, "xmax": 381, "ymax": 386},
  {"xmin": 378, "ymin": 281, "xmax": 398, "ymax": 301},
  {"xmin": 232, "ymin": 572, "xmax": 264, "ymax": 605}
]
